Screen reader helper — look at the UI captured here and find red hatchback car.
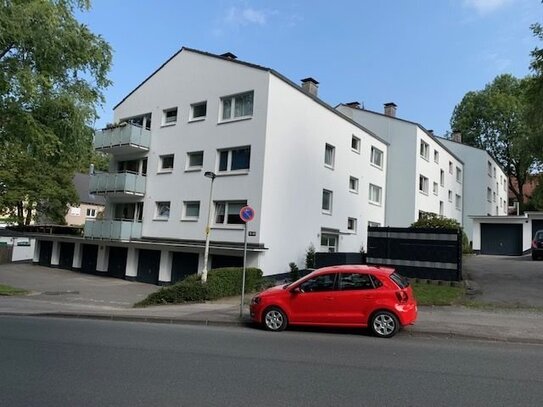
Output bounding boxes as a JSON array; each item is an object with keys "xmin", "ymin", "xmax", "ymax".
[{"xmin": 250, "ymin": 265, "xmax": 417, "ymax": 338}]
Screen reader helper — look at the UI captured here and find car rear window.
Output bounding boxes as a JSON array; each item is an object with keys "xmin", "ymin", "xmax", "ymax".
[
  {"xmin": 389, "ymin": 272, "xmax": 410, "ymax": 289},
  {"xmin": 536, "ymin": 231, "xmax": 543, "ymax": 240}
]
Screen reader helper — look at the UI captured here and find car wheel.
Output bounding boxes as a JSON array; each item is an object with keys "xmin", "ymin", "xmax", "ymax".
[
  {"xmin": 263, "ymin": 307, "xmax": 288, "ymax": 332},
  {"xmin": 532, "ymin": 253, "xmax": 538, "ymax": 261},
  {"xmin": 370, "ymin": 311, "xmax": 399, "ymax": 338}
]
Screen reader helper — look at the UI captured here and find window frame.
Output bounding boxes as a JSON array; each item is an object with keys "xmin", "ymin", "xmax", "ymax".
[
  {"xmin": 369, "ymin": 184, "xmax": 382, "ymax": 206},
  {"xmin": 155, "ymin": 201, "xmax": 171, "ymax": 220},
  {"xmin": 214, "ymin": 200, "xmax": 247, "ymax": 225},
  {"xmin": 420, "ymin": 140, "xmax": 430, "ymax": 160},
  {"xmin": 419, "ymin": 175, "xmax": 429, "ymax": 195},
  {"xmin": 182, "ymin": 201, "xmax": 200, "ymax": 221},
  {"xmin": 433, "ymin": 181, "xmax": 438, "ymax": 195},
  {"xmin": 186, "ymin": 151, "xmax": 204, "ymax": 172},
  {"xmin": 347, "ymin": 217, "xmax": 357, "ymax": 233},
  {"xmin": 324, "ymin": 143, "xmax": 335, "ymax": 169},
  {"xmin": 217, "ymin": 146, "xmax": 251, "ymax": 173},
  {"xmin": 370, "ymin": 146, "xmax": 383, "ymax": 169},
  {"xmin": 434, "ymin": 150, "xmax": 439, "ymax": 164},
  {"xmin": 322, "ymin": 189, "xmax": 333, "ymax": 214},
  {"xmin": 162, "ymin": 107, "xmax": 178, "ymax": 126},
  {"xmin": 349, "ymin": 176, "xmax": 359, "ymax": 193},
  {"xmin": 220, "ymin": 91, "xmax": 254, "ymax": 122},
  {"xmin": 159, "ymin": 154, "xmax": 175, "ymax": 173},
  {"xmin": 455, "ymin": 194, "xmax": 462, "ymax": 210},
  {"xmin": 189, "ymin": 101, "xmax": 207, "ymax": 121},
  {"xmin": 456, "ymin": 166, "xmax": 462, "ymax": 183},
  {"xmin": 351, "ymin": 135, "xmax": 361, "ymax": 153}
]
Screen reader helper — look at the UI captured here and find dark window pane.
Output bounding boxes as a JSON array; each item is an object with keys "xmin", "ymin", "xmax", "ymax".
[
  {"xmin": 189, "ymin": 152, "xmax": 203, "ymax": 167},
  {"xmin": 193, "ymin": 103, "xmax": 207, "ymax": 118},
  {"xmin": 390, "ymin": 272, "xmax": 409, "ymax": 289},
  {"xmin": 339, "ymin": 273, "xmax": 374, "ymax": 290},
  {"xmin": 300, "ymin": 274, "xmax": 337, "ymax": 292},
  {"xmin": 231, "ymin": 148, "xmax": 250, "ymax": 170},
  {"xmin": 219, "ymin": 151, "xmax": 228, "ymax": 171}
]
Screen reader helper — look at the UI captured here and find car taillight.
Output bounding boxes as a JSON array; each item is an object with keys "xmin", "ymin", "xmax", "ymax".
[
  {"xmin": 395, "ymin": 291, "xmax": 408, "ymax": 303},
  {"xmin": 533, "ymin": 240, "xmax": 538, "ymax": 249}
]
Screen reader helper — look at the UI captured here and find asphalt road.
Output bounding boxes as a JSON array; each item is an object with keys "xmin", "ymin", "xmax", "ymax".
[{"xmin": 1, "ymin": 316, "xmax": 542, "ymax": 406}]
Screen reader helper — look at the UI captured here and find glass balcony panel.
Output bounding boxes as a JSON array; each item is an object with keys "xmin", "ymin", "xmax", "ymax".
[
  {"xmin": 84, "ymin": 219, "xmax": 142, "ymax": 240},
  {"xmin": 89, "ymin": 172, "xmax": 146, "ymax": 196},
  {"xmin": 94, "ymin": 123, "xmax": 150, "ymax": 153}
]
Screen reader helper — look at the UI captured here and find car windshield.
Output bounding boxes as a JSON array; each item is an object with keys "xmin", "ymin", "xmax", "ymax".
[{"xmin": 390, "ymin": 272, "xmax": 409, "ymax": 289}]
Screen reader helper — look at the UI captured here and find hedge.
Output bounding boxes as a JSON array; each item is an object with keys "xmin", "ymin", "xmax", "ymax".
[{"xmin": 135, "ymin": 267, "xmax": 263, "ymax": 307}]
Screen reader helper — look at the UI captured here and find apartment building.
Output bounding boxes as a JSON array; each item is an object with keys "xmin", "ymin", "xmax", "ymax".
[
  {"xmin": 337, "ymin": 103, "xmax": 464, "ymax": 227},
  {"xmin": 439, "ymin": 134, "xmax": 508, "ymax": 240},
  {"xmin": 34, "ymin": 47, "xmax": 387, "ymax": 283}
]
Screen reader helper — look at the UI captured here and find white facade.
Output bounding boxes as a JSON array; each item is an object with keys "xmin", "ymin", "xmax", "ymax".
[
  {"xmin": 439, "ymin": 138, "xmax": 509, "ymax": 240},
  {"xmin": 88, "ymin": 48, "xmax": 387, "ymax": 278},
  {"xmin": 337, "ymin": 105, "xmax": 463, "ymax": 227}
]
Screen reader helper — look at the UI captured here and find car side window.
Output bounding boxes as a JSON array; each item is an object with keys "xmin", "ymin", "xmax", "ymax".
[
  {"xmin": 300, "ymin": 273, "xmax": 337, "ymax": 292},
  {"xmin": 338, "ymin": 273, "xmax": 374, "ymax": 290}
]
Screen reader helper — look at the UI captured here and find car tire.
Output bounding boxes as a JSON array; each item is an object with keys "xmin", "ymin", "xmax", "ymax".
[
  {"xmin": 263, "ymin": 307, "xmax": 288, "ymax": 332},
  {"xmin": 532, "ymin": 253, "xmax": 538, "ymax": 261},
  {"xmin": 370, "ymin": 310, "xmax": 400, "ymax": 338}
]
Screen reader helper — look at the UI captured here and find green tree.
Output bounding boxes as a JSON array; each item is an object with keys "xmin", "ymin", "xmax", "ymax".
[
  {"xmin": 0, "ymin": 0, "xmax": 112, "ymax": 225},
  {"xmin": 450, "ymin": 74, "xmax": 536, "ymax": 212},
  {"xmin": 527, "ymin": 1, "xmax": 543, "ymax": 153}
]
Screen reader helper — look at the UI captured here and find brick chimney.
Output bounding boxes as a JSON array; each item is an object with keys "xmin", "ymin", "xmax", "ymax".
[
  {"xmin": 451, "ymin": 130, "xmax": 462, "ymax": 143},
  {"xmin": 301, "ymin": 77, "xmax": 319, "ymax": 97},
  {"xmin": 384, "ymin": 102, "xmax": 397, "ymax": 117}
]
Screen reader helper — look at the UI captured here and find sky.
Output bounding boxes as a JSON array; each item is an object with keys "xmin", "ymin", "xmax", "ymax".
[{"xmin": 77, "ymin": 0, "xmax": 542, "ymax": 136}]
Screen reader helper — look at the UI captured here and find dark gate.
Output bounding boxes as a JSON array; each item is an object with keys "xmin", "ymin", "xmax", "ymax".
[
  {"xmin": 480, "ymin": 223, "xmax": 523, "ymax": 256},
  {"xmin": 137, "ymin": 249, "xmax": 161, "ymax": 284},
  {"xmin": 211, "ymin": 254, "xmax": 243, "ymax": 269},
  {"xmin": 38, "ymin": 241, "xmax": 53, "ymax": 266},
  {"xmin": 171, "ymin": 252, "xmax": 199, "ymax": 283},
  {"xmin": 366, "ymin": 227, "xmax": 462, "ymax": 281},
  {"xmin": 108, "ymin": 247, "xmax": 127, "ymax": 279},
  {"xmin": 59, "ymin": 242, "xmax": 75, "ymax": 270},
  {"xmin": 81, "ymin": 244, "xmax": 98, "ymax": 274}
]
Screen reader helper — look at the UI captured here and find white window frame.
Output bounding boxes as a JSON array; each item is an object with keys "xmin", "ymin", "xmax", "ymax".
[
  {"xmin": 370, "ymin": 146, "xmax": 383, "ymax": 169},
  {"xmin": 456, "ymin": 167, "xmax": 462, "ymax": 183},
  {"xmin": 351, "ymin": 135, "xmax": 361, "ymax": 153},
  {"xmin": 159, "ymin": 154, "xmax": 174, "ymax": 173},
  {"xmin": 487, "ymin": 187, "xmax": 492, "ymax": 202},
  {"xmin": 440, "ymin": 169, "xmax": 445, "ymax": 187},
  {"xmin": 368, "ymin": 221, "xmax": 381, "ymax": 227},
  {"xmin": 433, "ymin": 182, "xmax": 438, "ymax": 195},
  {"xmin": 448, "ymin": 190, "xmax": 453, "ymax": 202},
  {"xmin": 322, "ymin": 189, "xmax": 333, "ymax": 214},
  {"xmin": 189, "ymin": 101, "xmax": 207, "ymax": 121},
  {"xmin": 214, "ymin": 200, "xmax": 247, "ymax": 225},
  {"xmin": 162, "ymin": 107, "xmax": 178, "ymax": 126},
  {"xmin": 155, "ymin": 201, "xmax": 170, "ymax": 220},
  {"xmin": 349, "ymin": 176, "xmax": 359, "ymax": 193},
  {"xmin": 434, "ymin": 150, "xmax": 439, "ymax": 164},
  {"xmin": 347, "ymin": 217, "xmax": 357, "ymax": 233},
  {"xmin": 420, "ymin": 140, "xmax": 430, "ymax": 160},
  {"xmin": 324, "ymin": 144, "xmax": 335, "ymax": 169},
  {"xmin": 419, "ymin": 175, "xmax": 429, "ymax": 195},
  {"xmin": 439, "ymin": 201, "xmax": 444, "ymax": 216},
  {"xmin": 449, "ymin": 161, "xmax": 453, "ymax": 174},
  {"xmin": 220, "ymin": 91, "xmax": 254, "ymax": 122},
  {"xmin": 182, "ymin": 201, "xmax": 200, "ymax": 221},
  {"xmin": 320, "ymin": 233, "xmax": 338, "ymax": 253},
  {"xmin": 455, "ymin": 194, "xmax": 462, "ymax": 210},
  {"xmin": 186, "ymin": 151, "xmax": 204, "ymax": 171},
  {"xmin": 217, "ymin": 146, "xmax": 251, "ymax": 173},
  {"xmin": 85, "ymin": 208, "xmax": 96, "ymax": 218},
  {"xmin": 369, "ymin": 184, "xmax": 382, "ymax": 206}
]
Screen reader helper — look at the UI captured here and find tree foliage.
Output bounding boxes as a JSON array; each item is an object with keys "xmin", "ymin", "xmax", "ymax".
[
  {"xmin": 0, "ymin": 0, "xmax": 112, "ymax": 225},
  {"xmin": 527, "ymin": 1, "xmax": 543, "ymax": 154},
  {"xmin": 450, "ymin": 74, "xmax": 536, "ymax": 211}
]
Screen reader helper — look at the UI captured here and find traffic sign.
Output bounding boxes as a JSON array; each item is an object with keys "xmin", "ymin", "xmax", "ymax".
[{"xmin": 239, "ymin": 206, "xmax": 255, "ymax": 222}]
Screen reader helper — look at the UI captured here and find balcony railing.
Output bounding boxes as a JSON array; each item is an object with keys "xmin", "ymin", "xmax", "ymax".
[
  {"xmin": 89, "ymin": 172, "xmax": 146, "ymax": 197},
  {"xmin": 94, "ymin": 123, "xmax": 151, "ymax": 153},
  {"xmin": 84, "ymin": 219, "xmax": 142, "ymax": 240}
]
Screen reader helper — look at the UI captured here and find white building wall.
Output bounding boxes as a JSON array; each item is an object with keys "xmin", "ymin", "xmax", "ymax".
[{"xmin": 259, "ymin": 76, "xmax": 387, "ymax": 273}]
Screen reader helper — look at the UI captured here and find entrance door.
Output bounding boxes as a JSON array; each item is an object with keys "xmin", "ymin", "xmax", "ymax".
[
  {"xmin": 289, "ymin": 273, "xmax": 338, "ymax": 324},
  {"xmin": 171, "ymin": 252, "xmax": 199, "ymax": 283},
  {"xmin": 137, "ymin": 249, "xmax": 160, "ymax": 284},
  {"xmin": 320, "ymin": 234, "xmax": 338, "ymax": 253},
  {"xmin": 108, "ymin": 247, "xmax": 128, "ymax": 279},
  {"xmin": 81, "ymin": 244, "xmax": 98, "ymax": 273},
  {"xmin": 59, "ymin": 242, "xmax": 75, "ymax": 270}
]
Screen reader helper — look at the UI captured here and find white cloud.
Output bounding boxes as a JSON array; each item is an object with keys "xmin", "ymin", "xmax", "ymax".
[
  {"xmin": 463, "ymin": 0, "xmax": 513, "ymax": 15},
  {"xmin": 225, "ymin": 7, "xmax": 269, "ymax": 27}
]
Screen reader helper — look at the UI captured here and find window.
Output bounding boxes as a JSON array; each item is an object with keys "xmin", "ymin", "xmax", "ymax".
[
  {"xmin": 70, "ymin": 207, "xmax": 81, "ymax": 216},
  {"xmin": 320, "ymin": 235, "xmax": 338, "ymax": 253},
  {"xmin": 351, "ymin": 135, "xmax": 361, "ymax": 153},
  {"xmin": 339, "ymin": 273, "xmax": 374, "ymax": 290},
  {"xmin": 419, "ymin": 175, "xmax": 429, "ymax": 194},
  {"xmin": 155, "ymin": 201, "xmax": 170, "ymax": 220},
  {"xmin": 300, "ymin": 273, "xmax": 337, "ymax": 291},
  {"xmin": 322, "ymin": 189, "xmax": 333, "ymax": 213},
  {"xmin": 456, "ymin": 167, "xmax": 462, "ymax": 183},
  {"xmin": 214, "ymin": 201, "xmax": 247, "ymax": 225},
  {"xmin": 448, "ymin": 190, "xmax": 452, "ymax": 202},
  {"xmin": 433, "ymin": 182, "xmax": 438, "ymax": 195},
  {"xmin": 324, "ymin": 144, "xmax": 335, "ymax": 168},
  {"xmin": 449, "ymin": 161, "xmax": 453, "ymax": 174},
  {"xmin": 493, "ymin": 167, "xmax": 496, "ymax": 178},
  {"xmin": 455, "ymin": 194, "xmax": 461, "ymax": 210},
  {"xmin": 186, "ymin": 151, "xmax": 204, "ymax": 170},
  {"xmin": 420, "ymin": 140, "xmax": 429, "ymax": 160},
  {"xmin": 190, "ymin": 101, "xmax": 207, "ymax": 120},
  {"xmin": 434, "ymin": 150, "xmax": 439, "ymax": 163},
  {"xmin": 163, "ymin": 107, "xmax": 178, "ymax": 125},
  {"xmin": 370, "ymin": 146, "xmax": 383, "ymax": 168},
  {"xmin": 369, "ymin": 184, "xmax": 382, "ymax": 205},
  {"xmin": 218, "ymin": 147, "xmax": 251, "ymax": 172},
  {"xmin": 439, "ymin": 201, "xmax": 444, "ymax": 216},
  {"xmin": 488, "ymin": 161, "xmax": 492, "ymax": 176},
  {"xmin": 221, "ymin": 91, "xmax": 254, "ymax": 121},
  {"xmin": 504, "ymin": 179, "xmax": 507, "ymax": 191},
  {"xmin": 493, "ymin": 191, "xmax": 496, "ymax": 202},
  {"xmin": 182, "ymin": 201, "xmax": 200, "ymax": 220},
  {"xmin": 159, "ymin": 154, "xmax": 174, "ymax": 172},
  {"xmin": 347, "ymin": 217, "xmax": 357, "ymax": 233},
  {"xmin": 440, "ymin": 169, "xmax": 445, "ymax": 186},
  {"xmin": 86, "ymin": 208, "xmax": 96, "ymax": 218},
  {"xmin": 368, "ymin": 221, "xmax": 381, "ymax": 227},
  {"xmin": 349, "ymin": 176, "xmax": 359, "ymax": 193},
  {"xmin": 487, "ymin": 187, "xmax": 492, "ymax": 202}
]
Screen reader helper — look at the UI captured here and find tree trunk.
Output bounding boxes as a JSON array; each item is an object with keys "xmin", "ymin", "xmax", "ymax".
[
  {"xmin": 16, "ymin": 201, "xmax": 24, "ymax": 226},
  {"xmin": 24, "ymin": 203, "xmax": 33, "ymax": 226}
]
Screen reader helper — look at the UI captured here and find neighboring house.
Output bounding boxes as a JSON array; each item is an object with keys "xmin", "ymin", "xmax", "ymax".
[
  {"xmin": 439, "ymin": 134, "xmax": 508, "ymax": 240},
  {"xmin": 32, "ymin": 47, "xmax": 388, "ymax": 283},
  {"xmin": 508, "ymin": 175, "xmax": 540, "ymax": 214},
  {"xmin": 65, "ymin": 173, "xmax": 106, "ymax": 226},
  {"xmin": 337, "ymin": 102, "xmax": 464, "ymax": 227}
]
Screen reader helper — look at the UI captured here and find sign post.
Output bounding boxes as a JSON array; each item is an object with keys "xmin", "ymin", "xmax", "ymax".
[{"xmin": 239, "ymin": 205, "xmax": 255, "ymax": 318}]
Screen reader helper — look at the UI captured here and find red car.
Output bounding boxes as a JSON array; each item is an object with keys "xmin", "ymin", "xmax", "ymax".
[{"xmin": 250, "ymin": 265, "xmax": 417, "ymax": 338}]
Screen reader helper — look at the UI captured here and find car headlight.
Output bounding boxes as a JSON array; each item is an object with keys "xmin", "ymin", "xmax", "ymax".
[{"xmin": 251, "ymin": 296, "xmax": 261, "ymax": 305}]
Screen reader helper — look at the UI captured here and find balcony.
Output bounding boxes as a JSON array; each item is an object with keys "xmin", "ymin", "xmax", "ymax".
[
  {"xmin": 90, "ymin": 172, "xmax": 146, "ymax": 197},
  {"xmin": 84, "ymin": 219, "xmax": 142, "ymax": 240},
  {"xmin": 94, "ymin": 123, "xmax": 150, "ymax": 154}
]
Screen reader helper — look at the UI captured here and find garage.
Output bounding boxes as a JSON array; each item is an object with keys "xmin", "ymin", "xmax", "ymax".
[
  {"xmin": 171, "ymin": 252, "xmax": 199, "ymax": 283},
  {"xmin": 38, "ymin": 241, "xmax": 53, "ymax": 266},
  {"xmin": 137, "ymin": 249, "xmax": 160, "ymax": 285},
  {"xmin": 81, "ymin": 244, "xmax": 98, "ymax": 274},
  {"xmin": 108, "ymin": 246, "xmax": 127, "ymax": 279},
  {"xmin": 532, "ymin": 219, "xmax": 543, "ymax": 240},
  {"xmin": 481, "ymin": 223, "xmax": 523, "ymax": 255},
  {"xmin": 58, "ymin": 242, "xmax": 75, "ymax": 270}
]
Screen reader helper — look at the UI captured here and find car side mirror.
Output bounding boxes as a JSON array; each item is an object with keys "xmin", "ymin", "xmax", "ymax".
[{"xmin": 290, "ymin": 287, "xmax": 302, "ymax": 294}]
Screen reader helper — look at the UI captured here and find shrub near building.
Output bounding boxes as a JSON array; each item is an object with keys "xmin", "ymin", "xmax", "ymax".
[{"xmin": 136, "ymin": 267, "xmax": 263, "ymax": 307}]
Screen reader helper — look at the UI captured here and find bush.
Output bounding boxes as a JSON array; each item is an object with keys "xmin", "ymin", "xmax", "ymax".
[
  {"xmin": 135, "ymin": 274, "xmax": 208, "ymax": 307},
  {"xmin": 305, "ymin": 244, "xmax": 316, "ymax": 269},
  {"xmin": 289, "ymin": 262, "xmax": 300, "ymax": 282},
  {"xmin": 411, "ymin": 213, "xmax": 472, "ymax": 254}
]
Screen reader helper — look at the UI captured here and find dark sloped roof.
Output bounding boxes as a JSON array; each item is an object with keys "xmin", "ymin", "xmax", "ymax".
[
  {"xmin": 73, "ymin": 173, "xmax": 105, "ymax": 206},
  {"xmin": 113, "ymin": 47, "xmax": 388, "ymax": 146}
]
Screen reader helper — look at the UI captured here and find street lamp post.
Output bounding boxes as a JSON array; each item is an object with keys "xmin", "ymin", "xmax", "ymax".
[{"xmin": 201, "ymin": 171, "xmax": 216, "ymax": 283}]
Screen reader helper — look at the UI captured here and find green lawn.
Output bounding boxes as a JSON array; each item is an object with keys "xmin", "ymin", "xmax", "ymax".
[
  {"xmin": 411, "ymin": 282, "xmax": 465, "ymax": 306},
  {"xmin": 0, "ymin": 284, "xmax": 29, "ymax": 296}
]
